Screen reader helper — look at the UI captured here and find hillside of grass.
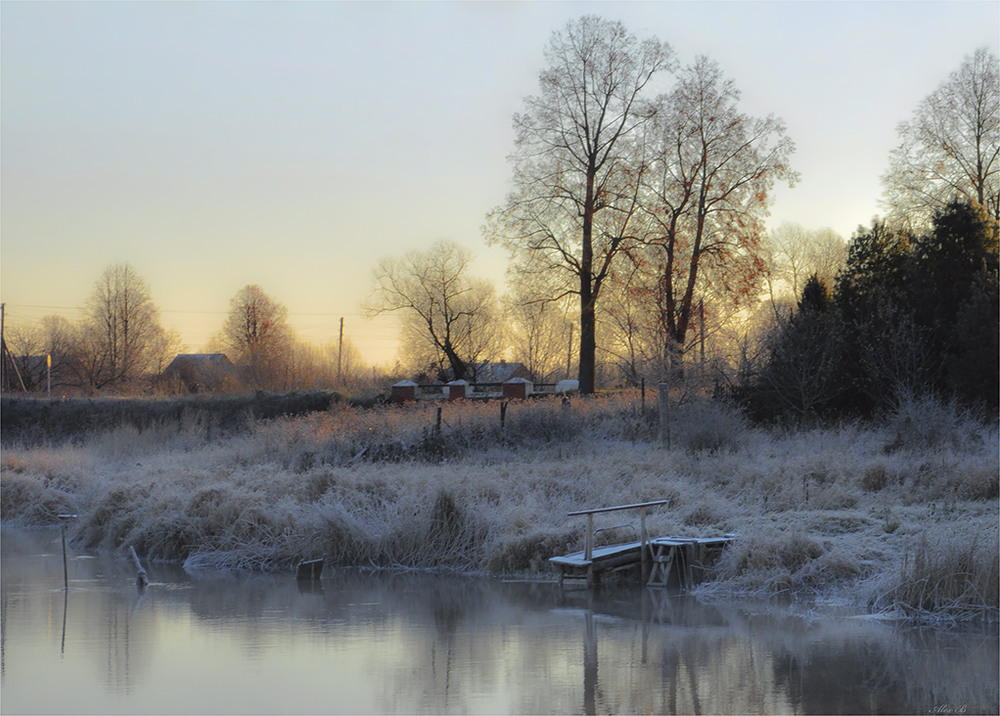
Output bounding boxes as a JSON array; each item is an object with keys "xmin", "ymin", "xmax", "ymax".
[{"xmin": 2, "ymin": 391, "xmax": 996, "ymax": 625}]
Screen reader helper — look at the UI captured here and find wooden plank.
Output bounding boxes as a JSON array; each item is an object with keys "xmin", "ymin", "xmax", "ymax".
[{"xmin": 549, "ymin": 540, "xmax": 644, "ymax": 566}]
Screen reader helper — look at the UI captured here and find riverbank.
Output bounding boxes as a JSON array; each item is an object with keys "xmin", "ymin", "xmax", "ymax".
[{"xmin": 2, "ymin": 392, "xmax": 996, "ymax": 624}]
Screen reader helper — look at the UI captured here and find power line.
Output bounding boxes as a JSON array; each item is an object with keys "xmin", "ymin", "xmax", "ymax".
[{"xmin": 1, "ymin": 303, "xmax": 389, "ymax": 319}]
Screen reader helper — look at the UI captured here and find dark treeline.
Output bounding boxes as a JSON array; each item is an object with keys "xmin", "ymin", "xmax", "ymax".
[
  {"xmin": 0, "ymin": 391, "xmax": 344, "ymax": 446},
  {"xmin": 739, "ymin": 200, "xmax": 998, "ymax": 422}
]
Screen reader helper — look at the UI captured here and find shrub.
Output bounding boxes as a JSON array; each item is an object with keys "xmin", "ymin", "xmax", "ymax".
[{"xmin": 883, "ymin": 393, "xmax": 977, "ymax": 452}]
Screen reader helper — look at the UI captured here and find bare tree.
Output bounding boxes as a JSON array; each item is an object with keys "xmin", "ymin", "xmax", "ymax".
[
  {"xmin": 220, "ymin": 284, "xmax": 293, "ymax": 389},
  {"xmin": 599, "ymin": 258, "xmax": 665, "ymax": 385},
  {"xmin": 883, "ymin": 47, "xmax": 1000, "ymax": 229},
  {"xmin": 637, "ymin": 56, "xmax": 797, "ymax": 378},
  {"xmin": 503, "ymin": 271, "xmax": 574, "ymax": 383},
  {"xmin": 486, "ymin": 16, "xmax": 674, "ymax": 393},
  {"xmin": 82, "ymin": 262, "xmax": 166, "ymax": 390},
  {"xmin": 4, "ymin": 315, "xmax": 82, "ymax": 392},
  {"xmin": 366, "ymin": 240, "xmax": 501, "ymax": 381},
  {"xmin": 764, "ymin": 223, "xmax": 847, "ymax": 310}
]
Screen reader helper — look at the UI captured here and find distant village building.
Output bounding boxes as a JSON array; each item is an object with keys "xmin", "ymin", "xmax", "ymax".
[
  {"xmin": 159, "ymin": 353, "xmax": 242, "ymax": 394},
  {"xmin": 464, "ymin": 361, "xmax": 533, "ymax": 384}
]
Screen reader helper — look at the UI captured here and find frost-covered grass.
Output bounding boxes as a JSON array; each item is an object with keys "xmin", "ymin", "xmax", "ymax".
[{"xmin": 2, "ymin": 391, "xmax": 996, "ymax": 624}]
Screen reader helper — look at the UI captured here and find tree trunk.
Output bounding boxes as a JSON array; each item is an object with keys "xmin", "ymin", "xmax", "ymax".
[
  {"xmin": 579, "ymin": 294, "xmax": 596, "ymax": 394},
  {"xmin": 578, "ymin": 167, "xmax": 597, "ymax": 394},
  {"xmin": 445, "ymin": 345, "xmax": 468, "ymax": 381}
]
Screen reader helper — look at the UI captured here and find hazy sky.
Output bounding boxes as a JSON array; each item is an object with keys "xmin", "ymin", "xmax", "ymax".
[{"xmin": 3, "ymin": 1, "xmax": 998, "ymax": 363}]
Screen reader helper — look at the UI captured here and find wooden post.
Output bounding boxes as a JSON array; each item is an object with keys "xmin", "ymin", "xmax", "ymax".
[
  {"xmin": 434, "ymin": 406, "xmax": 442, "ymax": 436},
  {"xmin": 640, "ymin": 506, "xmax": 648, "ymax": 582},
  {"xmin": 337, "ymin": 317, "xmax": 344, "ymax": 384},
  {"xmin": 585, "ymin": 513, "xmax": 594, "ymax": 562},
  {"xmin": 57, "ymin": 514, "xmax": 76, "ymax": 590},
  {"xmin": 658, "ymin": 383, "xmax": 670, "ymax": 449},
  {"xmin": 640, "ymin": 377, "xmax": 645, "ymax": 411},
  {"xmin": 586, "ymin": 511, "xmax": 595, "ymax": 587},
  {"xmin": 61, "ymin": 522, "xmax": 69, "ymax": 591}
]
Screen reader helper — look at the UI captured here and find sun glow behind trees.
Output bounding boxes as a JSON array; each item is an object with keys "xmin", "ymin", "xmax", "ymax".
[{"xmin": 2, "ymin": 7, "xmax": 997, "ymax": 396}]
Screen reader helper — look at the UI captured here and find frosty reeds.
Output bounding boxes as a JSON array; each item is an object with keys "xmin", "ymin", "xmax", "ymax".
[{"xmin": 2, "ymin": 392, "xmax": 996, "ymax": 623}]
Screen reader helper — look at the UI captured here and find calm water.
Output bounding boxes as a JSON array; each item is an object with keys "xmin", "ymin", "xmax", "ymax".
[{"xmin": 2, "ymin": 528, "xmax": 997, "ymax": 715}]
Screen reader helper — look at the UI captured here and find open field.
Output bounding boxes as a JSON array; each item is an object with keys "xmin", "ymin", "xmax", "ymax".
[{"xmin": 2, "ymin": 391, "xmax": 997, "ymax": 625}]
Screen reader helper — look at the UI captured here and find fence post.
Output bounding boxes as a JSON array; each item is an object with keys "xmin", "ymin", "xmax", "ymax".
[
  {"xmin": 658, "ymin": 383, "xmax": 670, "ymax": 449},
  {"xmin": 640, "ymin": 506, "xmax": 648, "ymax": 582}
]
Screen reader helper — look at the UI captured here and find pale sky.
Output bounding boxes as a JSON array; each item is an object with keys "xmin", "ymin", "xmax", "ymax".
[{"xmin": 3, "ymin": 1, "xmax": 998, "ymax": 363}]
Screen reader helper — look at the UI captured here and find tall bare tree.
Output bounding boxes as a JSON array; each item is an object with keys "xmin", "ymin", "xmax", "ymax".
[
  {"xmin": 82, "ymin": 262, "xmax": 166, "ymax": 390},
  {"xmin": 764, "ymin": 223, "xmax": 847, "ymax": 311},
  {"xmin": 486, "ymin": 16, "xmax": 674, "ymax": 393},
  {"xmin": 883, "ymin": 47, "xmax": 1000, "ymax": 229},
  {"xmin": 637, "ymin": 56, "xmax": 796, "ymax": 377},
  {"xmin": 366, "ymin": 240, "xmax": 500, "ymax": 381},
  {"xmin": 220, "ymin": 284, "xmax": 293, "ymax": 389}
]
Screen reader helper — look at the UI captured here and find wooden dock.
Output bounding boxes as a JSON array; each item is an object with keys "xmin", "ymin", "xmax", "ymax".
[{"xmin": 549, "ymin": 500, "xmax": 734, "ymax": 588}]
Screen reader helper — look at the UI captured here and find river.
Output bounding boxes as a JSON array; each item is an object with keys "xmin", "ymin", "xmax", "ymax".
[{"xmin": 1, "ymin": 527, "xmax": 996, "ymax": 714}]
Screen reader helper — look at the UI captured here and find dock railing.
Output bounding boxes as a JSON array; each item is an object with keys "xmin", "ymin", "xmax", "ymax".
[{"xmin": 567, "ymin": 499, "xmax": 672, "ymax": 580}]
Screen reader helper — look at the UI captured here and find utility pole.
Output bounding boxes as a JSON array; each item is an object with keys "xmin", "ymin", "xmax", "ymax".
[
  {"xmin": 1, "ymin": 302, "xmax": 5, "ymax": 392},
  {"xmin": 1, "ymin": 303, "xmax": 27, "ymax": 393},
  {"xmin": 566, "ymin": 324, "xmax": 574, "ymax": 380},
  {"xmin": 699, "ymin": 298, "xmax": 706, "ymax": 380},
  {"xmin": 337, "ymin": 317, "xmax": 344, "ymax": 385}
]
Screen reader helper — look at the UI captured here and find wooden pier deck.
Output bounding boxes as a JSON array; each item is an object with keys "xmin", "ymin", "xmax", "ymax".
[
  {"xmin": 549, "ymin": 541, "xmax": 645, "ymax": 583},
  {"xmin": 549, "ymin": 500, "xmax": 734, "ymax": 588}
]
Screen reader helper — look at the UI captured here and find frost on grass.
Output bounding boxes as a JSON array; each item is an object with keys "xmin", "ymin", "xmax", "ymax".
[
  {"xmin": 867, "ymin": 530, "xmax": 999, "ymax": 625},
  {"xmin": 1, "ymin": 392, "xmax": 996, "ymax": 623}
]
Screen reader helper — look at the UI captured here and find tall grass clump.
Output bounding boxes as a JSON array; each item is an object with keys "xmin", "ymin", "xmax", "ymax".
[
  {"xmin": 670, "ymin": 398, "xmax": 749, "ymax": 453},
  {"xmin": 702, "ymin": 526, "xmax": 855, "ymax": 598},
  {"xmin": 883, "ymin": 392, "xmax": 983, "ymax": 452},
  {"xmin": 869, "ymin": 532, "xmax": 999, "ymax": 624}
]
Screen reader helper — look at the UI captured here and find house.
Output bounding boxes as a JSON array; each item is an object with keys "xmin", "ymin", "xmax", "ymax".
[{"xmin": 159, "ymin": 353, "xmax": 242, "ymax": 393}]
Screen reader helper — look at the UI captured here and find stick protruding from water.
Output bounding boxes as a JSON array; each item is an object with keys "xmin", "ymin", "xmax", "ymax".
[{"xmin": 130, "ymin": 546, "xmax": 149, "ymax": 589}]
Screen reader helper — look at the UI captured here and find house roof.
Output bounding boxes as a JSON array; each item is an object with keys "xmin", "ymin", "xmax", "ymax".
[
  {"xmin": 161, "ymin": 353, "xmax": 240, "ymax": 391},
  {"xmin": 166, "ymin": 353, "xmax": 233, "ymax": 368},
  {"xmin": 469, "ymin": 361, "xmax": 530, "ymax": 383}
]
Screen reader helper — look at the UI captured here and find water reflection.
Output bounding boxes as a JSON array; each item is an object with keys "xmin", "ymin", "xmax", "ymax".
[{"xmin": 2, "ymin": 527, "xmax": 997, "ymax": 715}]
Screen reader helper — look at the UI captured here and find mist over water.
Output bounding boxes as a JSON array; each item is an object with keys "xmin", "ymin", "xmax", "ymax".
[{"xmin": 2, "ymin": 528, "xmax": 996, "ymax": 715}]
